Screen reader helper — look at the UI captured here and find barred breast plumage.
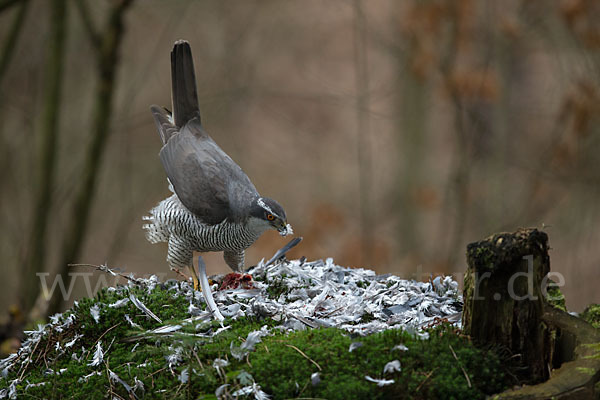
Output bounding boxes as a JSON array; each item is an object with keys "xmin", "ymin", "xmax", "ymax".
[{"xmin": 143, "ymin": 194, "xmax": 264, "ymax": 271}]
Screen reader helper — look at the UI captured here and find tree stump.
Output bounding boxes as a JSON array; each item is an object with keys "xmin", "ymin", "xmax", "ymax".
[{"xmin": 462, "ymin": 228, "xmax": 553, "ymax": 383}]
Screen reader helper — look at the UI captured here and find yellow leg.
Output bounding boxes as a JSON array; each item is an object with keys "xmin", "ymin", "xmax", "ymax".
[{"xmin": 188, "ymin": 265, "xmax": 200, "ymax": 291}]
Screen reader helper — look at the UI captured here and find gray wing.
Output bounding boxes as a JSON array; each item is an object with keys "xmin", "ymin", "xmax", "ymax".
[{"xmin": 158, "ymin": 118, "xmax": 259, "ymax": 225}]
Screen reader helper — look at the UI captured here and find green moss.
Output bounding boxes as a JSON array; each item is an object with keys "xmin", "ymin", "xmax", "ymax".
[
  {"xmin": 581, "ymin": 304, "xmax": 600, "ymax": 329},
  {"xmin": 360, "ymin": 312, "xmax": 376, "ymax": 323},
  {"xmin": 545, "ymin": 281, "xmax": 567, "ymax": 311},
  {"xmin": 469, "ymin": 245, "xmax": 497, "ymax": 271},
  {"xmin": 1, "ymin": 283, "xmax": 513, "ymax": 399},
  {"xmin": 575, "ymin": 367, "xmax": 595, "ymax": 376},
  {"xmin": 356, "ymin": 280, "xmax": 369, "ymax": 289},
  {"xmin": 265, "ymin": 276, "xmax": 290, "ymax": 299},
  {"xmin": 250, "ymin": 325, "xmax": 511, "ymax": 399}
]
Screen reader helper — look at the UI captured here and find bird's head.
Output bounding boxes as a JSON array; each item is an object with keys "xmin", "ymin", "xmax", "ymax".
[{"xmin": 249, "ymin": 197, "xmax": 292, "ymax": 236}]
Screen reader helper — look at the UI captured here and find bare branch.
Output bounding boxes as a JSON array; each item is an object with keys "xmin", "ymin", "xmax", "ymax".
[
  {"xmin": 0, "ymin": 0, "xmax": 29, "ymax": 85},
  {"xmin": 73, "ymin": 0, "xmax": 100, "ymax": 49}
]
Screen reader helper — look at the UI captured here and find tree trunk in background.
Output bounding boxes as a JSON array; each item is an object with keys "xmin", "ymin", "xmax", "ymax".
[
  {"xmin": 395, "ymin": 48, "xmax": 428, "ymax": 259},
  {"xmin": 22, "ymin": 0, "xmax": 67, "ymax": 314},
  {"xmin": 353, "ymin": 0, "xmax": 372, "ymax": 266}
]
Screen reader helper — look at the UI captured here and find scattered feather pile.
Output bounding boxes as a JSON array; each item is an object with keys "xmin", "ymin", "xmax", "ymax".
[{"xmin": 243, "ymin": 257, "xmax": 462, "ymax": 335}]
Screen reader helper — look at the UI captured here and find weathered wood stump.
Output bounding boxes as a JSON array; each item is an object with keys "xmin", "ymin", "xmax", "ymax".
[
  {"xmin": 463, "ymin": 228, "xmax": 600, "ymax": 399},
  {"xmin": 497, "ymin": 306, "xmax": 600, "ymax": 399},
  {"xmin": 463, "ymin": 228, "xmax": 553, "ymax": 383}
]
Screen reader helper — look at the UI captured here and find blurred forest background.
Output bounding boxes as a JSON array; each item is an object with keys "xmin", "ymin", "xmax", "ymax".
[{"xmin": 0, "ymin": 0, "xmax": 599, "ymax": 333}]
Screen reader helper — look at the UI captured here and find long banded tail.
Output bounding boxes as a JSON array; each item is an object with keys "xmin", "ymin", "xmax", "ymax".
[{"xmin": 171, "ymin": 40, "xmax": 200, "ymax": 128}]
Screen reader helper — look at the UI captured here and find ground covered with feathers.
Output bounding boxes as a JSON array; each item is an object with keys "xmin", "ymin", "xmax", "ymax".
[{"xmin": 0, "ymin": 258, "xmax": 514, "ymax": 399}]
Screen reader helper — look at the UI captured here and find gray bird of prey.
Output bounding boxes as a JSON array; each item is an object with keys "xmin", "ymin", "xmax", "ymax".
[{"xmin": 144, "ymin": 40, "xmax": 292, "ymax": 291}]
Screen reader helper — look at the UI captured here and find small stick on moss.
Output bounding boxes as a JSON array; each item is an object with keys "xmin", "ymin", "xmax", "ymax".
[
  {"xmin": 84, "ymin": 322, "xmax": 121, "ymax": 361},
  {"xmin": 285, "ymin": 344, "xmax": 322, "ymax": 371},
  {"xmin": 149, "ymin": 367, "xmax": 167, "ymax": 377},
  {"xmin": 449, "ymin": 344, "xmax": 472, "ymax": 388},
  {"xmin": 174, "ymin": 379, "xmax": 185, "ymax": 398},
  {"xmin": 149, "ymin": 367, "xmax": 167, "ymax": 389},
  {"xmin": 69, "ymin": 263, "xmax": 144, "ymax": 286},
  {"xmin": 41, "ymin": 335, "xmax": 51, "ymax": 369},
  {"xmin": 18, "ymin": 337, "xmax": 41, "ymax": 380},
  {"xmin": 192, "ymin": 348, "xmax": 204, "ymax": 370},
  {"xmin": 296, "ymin": 380, "xmax": 310, "ymax": 398},
  {"xmin": 416, "ymin": 368, "xmax": 437, "ymax": 392},
  {"xmin": 104, "ymin": 359, "xmax": 118, "ymax": 400}
]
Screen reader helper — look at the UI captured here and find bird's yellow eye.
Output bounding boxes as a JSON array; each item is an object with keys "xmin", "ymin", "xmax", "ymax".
[{"xmin": 266, "ymin": 214, "xmax": 275, "ymax": 221}]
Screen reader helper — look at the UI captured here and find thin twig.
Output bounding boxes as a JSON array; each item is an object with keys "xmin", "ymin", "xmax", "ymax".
[
  {"xmin": 85, "ymin": 323, "xmax": 121, "ymax": 360},
  {"xmin": 105, "ymin": 360, "xmax": 113, "ymax": 398},
  {"xmin": 285, "ymin": 344, "xmax": 322, "ymax": 371},
  {"xmin": 105, "ymin": 359, "xmax": 126, "ymax": 400},
  {"xmin": 192, "ymin": 348, "xmax": 204, "ymax": 370},
  {"xmin": 415, "ymin": 367, "xmax": 437, "ymax": 392},
  {"xmin": 0, "ymin": 0, "xmax": 28, "ymax": 85},
  {"xmin": 171, "ymin": 267, "xmax": 191, "ymax": 281},
  {"xmin": 148, "ymin": 367, "xmax": 167, "ymax": 377},
  {"xmin": 69, "ymin": 263, "xmax": 143, "ymax": 285},
  {"xmin": 449, "ymin": 344, "xmax": 472, "ymax": 388},
  {"xmin": 18, "ymin": 335, "xmax": 41, "ymax": 380},
  {"xmin": 73, "ymin": 0, "xmax": 100, "ymax": 49},
  {"xmin": 149, "ymin": 367, "xmax": 167, "ymax": 389}
]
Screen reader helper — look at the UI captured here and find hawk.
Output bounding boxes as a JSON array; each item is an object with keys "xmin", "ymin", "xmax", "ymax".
[{"xmin": 144, "ymin": 40, "xmax": 292, "ymax": 293}]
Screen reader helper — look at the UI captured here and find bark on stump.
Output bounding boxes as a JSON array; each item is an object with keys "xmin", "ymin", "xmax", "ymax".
[
  {"xmin": 496, "ymin": 306, "xmax": 600, "ymax": 399},
  {"xmin": 463, "ymin": 228, "xmax": 600, "ymax": 399},
  {"xmin": 462, "ymin": 228, "xmax": 552, "ymax": 383}
]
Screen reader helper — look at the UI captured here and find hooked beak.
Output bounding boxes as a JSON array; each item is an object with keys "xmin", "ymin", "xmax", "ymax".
[{"xmin": 277, "ymin": 221, "xmax": 293, "ymax": 237}]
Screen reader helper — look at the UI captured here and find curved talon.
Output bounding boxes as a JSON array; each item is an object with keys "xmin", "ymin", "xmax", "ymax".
[{"xmin": 187, "ymin": 265, "xmax": 200, "ymax": 291}]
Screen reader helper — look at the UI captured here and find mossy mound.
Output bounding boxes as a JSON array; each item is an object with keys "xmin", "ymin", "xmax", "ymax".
[{"xmin": 1, "ymin": 272, "xmax": 513, "ymax": 399}]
